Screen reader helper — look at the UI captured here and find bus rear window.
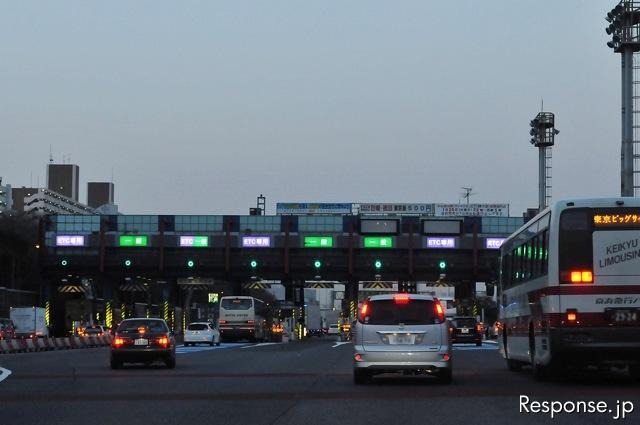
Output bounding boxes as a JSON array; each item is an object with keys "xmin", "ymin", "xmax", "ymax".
[
  {"xmin": 221, "ymin": 299, "xmax": 252, "ymax": 310},
  {"xmin": 559, "ymin": 209, "xmax": 593, "ymax": 273}
]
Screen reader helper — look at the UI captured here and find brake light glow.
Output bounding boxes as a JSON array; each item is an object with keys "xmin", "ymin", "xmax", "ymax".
[
  {"xmin": 113, "ymin": 337, "xmax": 126, "ymax": 347},
  {"xmin": 566, "ymin": 309, "xmax": 578, "ymax": 322},
  {"xmin": 562, "ymin": 269, "xmax": 593, "ymax": 284},
  {"xmin": 354, "ymin": 353, "xmax": 362, "ymax": 362},
  {"xmin": 157, "ymin": 336, "xmax": 170, "ymax": 347},
  {"xmin": 358, "ymin": 301, "xmax": 370, "ymax": 322},
  {"xmin": 394, "ymin": 294, "xmax": 410, "ymax": 305},
  {"xmin": 434, "ymin": 298, "xmax": 445, "ymax": 322}
]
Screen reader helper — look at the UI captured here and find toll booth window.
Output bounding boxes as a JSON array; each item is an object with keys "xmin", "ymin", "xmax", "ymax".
[{"xmin": 221, "ymin": 299, "xmax": 252, "ymax": 310}]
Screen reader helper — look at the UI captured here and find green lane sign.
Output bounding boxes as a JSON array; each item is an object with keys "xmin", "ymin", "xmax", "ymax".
[
  {"xmin": 119, "ymin": 235, "xmax": 149, "ymax": 247},
  {"xmin": 363, "ymin": 236, "xmax": 394, "ymax": 248},
  {"xmin": 303, "ymin": 236, "xmax": 334, "ymax": 248}
]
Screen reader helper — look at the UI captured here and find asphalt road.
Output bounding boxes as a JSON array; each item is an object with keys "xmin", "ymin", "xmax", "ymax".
[{"xmin": 0, "ymin": 339, "xmax": 639, "ymax": 425}]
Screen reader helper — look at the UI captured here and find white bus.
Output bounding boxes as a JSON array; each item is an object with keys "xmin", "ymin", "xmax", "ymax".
[
  {"xmin": 218, "ymin": 296, "xmax": 270, "ymax": 342},
  {"xmin": 498, "ymin": 198, "xmax": 640, "ymax": 380}
]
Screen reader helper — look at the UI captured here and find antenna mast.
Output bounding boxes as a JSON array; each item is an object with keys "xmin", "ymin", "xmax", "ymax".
[{"xmin": 461, "ymin": 187, "xmax": 473, "ymax": 205}]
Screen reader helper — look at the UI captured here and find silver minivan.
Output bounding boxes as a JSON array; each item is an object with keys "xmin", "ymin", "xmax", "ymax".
[{"xmin": 352, "ymin": 293, "xmax": 452, "ymax": 384}]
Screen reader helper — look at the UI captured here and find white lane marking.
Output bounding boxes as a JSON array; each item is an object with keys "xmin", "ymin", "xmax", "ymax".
[
  {"xmin": 176, "ymin": 343, "xmax": 249, "ymax": 354},
  {"xmin": 240, "ymin": 342, "xmax": 279, "ymax": 349},
  {"xmin": 452, "ymin": 344, "xmax": 499, "ymax": 351},
  {"xmin": 332, "ymin": 342, "xmax": 352, "ymax": 348},
  {"xmin": 0, "ymin": 367, "xmax": 12, "ymax": 383}
]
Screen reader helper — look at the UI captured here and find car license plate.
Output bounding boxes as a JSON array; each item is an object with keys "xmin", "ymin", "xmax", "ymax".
[
  {"xmin": 606, "ymin": 309, "xmax": 639, "ymax": 323},
  {"xmin": 461, "ymin": 328, "xmax": 469, "ymax": 334},
  {"xmin": 134, "ymin": 338, "xmax": 148, "ymax": 346},
  {"xmin": 390, "ymin": 334, "xmax": 414, "ymax": 345}
]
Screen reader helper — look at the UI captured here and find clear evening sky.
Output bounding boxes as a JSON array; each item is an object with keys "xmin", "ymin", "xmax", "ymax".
[{"xmin": 0, "ymin": 1, "xmax": 621, "ymax": 215}]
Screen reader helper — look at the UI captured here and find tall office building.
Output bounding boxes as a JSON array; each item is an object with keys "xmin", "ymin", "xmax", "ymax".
[
  {"xmin": 47, "ymin": 164, "xmax": 79, "ymax": 201},
  {"xmin": 87, "ymin": 182, "xmax": 114, "ymax": 208}
]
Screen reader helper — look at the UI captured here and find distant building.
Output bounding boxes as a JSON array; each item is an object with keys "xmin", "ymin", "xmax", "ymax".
[
  {"xmin": 87, "ymin": 182, "xmax": 114, "ymax": 208},
  {"xmin": 0, "ymin": 178, "xmax": 12, "ymax": 213},
  {"xmin": 47, "ymin": 164, "xmax": 79, "ymax": 201},
  {"xmin": 22, "ymin": 188, "xmax": 95, "ymax": 215},
  {"xmin": 11, "ymin": 187, "xmax": 39, "ymax": 213}
]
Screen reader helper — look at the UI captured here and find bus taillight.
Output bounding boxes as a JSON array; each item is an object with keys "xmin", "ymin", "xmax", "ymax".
[
  {"xmin": 566, "ymin": 309, "xmax": 578, "ymax": 322},
  {"xmin": 561, "ymin": 270, "xmax": 593, "ymax": 284}
]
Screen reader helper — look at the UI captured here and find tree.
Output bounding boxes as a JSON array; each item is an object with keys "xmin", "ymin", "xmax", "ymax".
[{"xmin": 0, "ymin": 213, "xmax": 41, "ymax": 291}]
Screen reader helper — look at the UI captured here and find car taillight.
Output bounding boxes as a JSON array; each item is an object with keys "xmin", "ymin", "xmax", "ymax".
[
  {"xmin": 113, "ymin": 337, "xmax": 126, "ymax": 347},
  {"xmin": 394, "ymin": 294, "xmax": 410, "ymax": 305},
  {"xmin": 358, "ymin": 301, "xmax": 370, "ymax": 321},
  {"xmin": 475, "ymin": 324, "xmax": 482, "ymax": 333},
  {"xmin": 561, "ymin": 269, "xmax": 593, "ymax": 284},
  {"xmin": 157, "ymin": 335, "xmax": 170, "ymax": 347},
  {"xmin": 434, "ymin": 298, "xmax": 445, "ymax": 322}
]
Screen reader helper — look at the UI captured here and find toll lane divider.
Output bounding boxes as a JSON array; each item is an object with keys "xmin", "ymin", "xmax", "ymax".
[{"xmin": 0, "ymin": 335, "xmax": 112, "ymax": 354}]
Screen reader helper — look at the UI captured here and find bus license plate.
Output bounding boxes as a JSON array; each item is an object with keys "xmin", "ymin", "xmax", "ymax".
[{"xmin": 607, "ymin": 309, "xmax": 639, "ymax": 323}]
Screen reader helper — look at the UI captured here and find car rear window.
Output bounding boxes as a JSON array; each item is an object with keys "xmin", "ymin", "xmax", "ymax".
[
  {"xmin": 452, "ymin": 318, "xmax": 476, "ymax": 328},
  {"xmin": 364, "ymin": 299, "xmax": 435, "ymax": 325},
  {"xmin": 188, "ymin": 324, "xmax": 208, "ymax": 331},
  {"xmin": 118, "ymin": 320, "xmax": 168, "ymax": 333}
]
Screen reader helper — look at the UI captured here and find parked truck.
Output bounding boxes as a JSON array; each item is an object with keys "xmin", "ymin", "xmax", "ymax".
[{"xmin": 9, "ymin": 307, "xmax": 48, "ymax": 338}]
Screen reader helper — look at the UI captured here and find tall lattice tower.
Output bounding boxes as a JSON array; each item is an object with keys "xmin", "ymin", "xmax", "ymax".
[
  {"xmin": 529, "ymin": 112, "xmax": 560, "ymax": 211},
  {"xmin": 605, "ymin": 1, "xmax": 640, "ymax": 196}
]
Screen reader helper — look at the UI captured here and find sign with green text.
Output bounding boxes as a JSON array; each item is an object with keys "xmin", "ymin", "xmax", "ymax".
[
  {"xmin": 303, "ymin": 236, "xmax": 334, "ymax": 248},
  {"xmin": 363, "ymin": 237, "xmax": 394, "ymax": 248},
  {"xmin": 119, "ymin": 235, "xmax": 149, "ymax": 247}
]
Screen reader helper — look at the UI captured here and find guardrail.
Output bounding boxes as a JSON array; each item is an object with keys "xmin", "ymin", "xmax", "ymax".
[{"xmin": 0, "ymin": 335, "xmax": 112, "ymax": 354}]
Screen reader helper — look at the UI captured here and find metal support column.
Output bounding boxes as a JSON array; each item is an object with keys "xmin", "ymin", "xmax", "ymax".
[{"xmin": 623, "ymin": 49, "xmax": 635, "ymax": 195}]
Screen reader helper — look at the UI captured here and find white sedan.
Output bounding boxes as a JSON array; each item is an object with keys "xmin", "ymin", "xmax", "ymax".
[{"xmin": 184, "ymin": 322, "xmax": 220, "ymax": 346}]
